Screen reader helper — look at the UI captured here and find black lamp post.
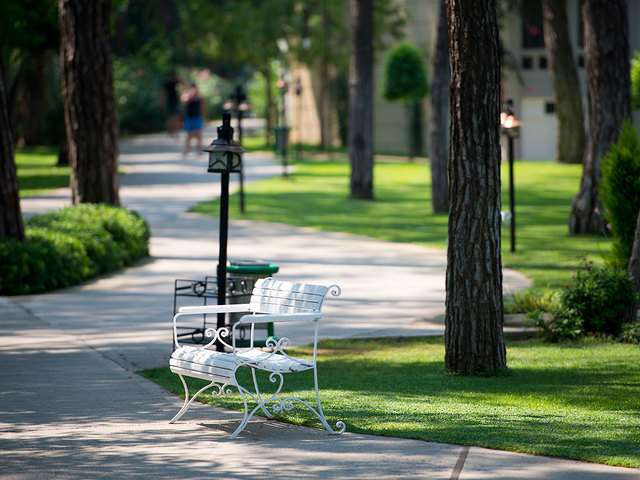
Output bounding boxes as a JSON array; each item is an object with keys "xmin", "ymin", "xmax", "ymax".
[
  {"xmin": 276, "ymin": 76, "xmax": 289, "ymax": 176},
  {"xmin": 224, "ymin": 86, "xmax": 250, "ymax": 213},
  {"xmin": 203, "ymin": 112, "xmax": 245, "ymax": 351},
  {"xmin": 295, "ymin": 76, "xmax": 303, "ymax": 160},
  {"xmin": 500, "ymin": 100, "xmax": 520, "ymax": 253}
]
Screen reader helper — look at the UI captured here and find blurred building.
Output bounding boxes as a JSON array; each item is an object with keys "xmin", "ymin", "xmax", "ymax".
[{"xmin": 288, "ymin": 0, "xmax": 640, "ymax": 160}]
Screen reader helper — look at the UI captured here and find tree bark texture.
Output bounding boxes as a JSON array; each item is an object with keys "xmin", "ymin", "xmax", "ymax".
[
  {"xmin": 21, "ymin": 51, "xmax": 49, "ymax": 146},
  {"xmin": 319, "ymin": 2, "xmax": 330, "ymax": 151},
  {"xmin": 0, "ymin": 60, "xmax": 25, "ymax": 240},
  {"xmin": 541, "ymin": 0, "xmax": 585, "ymax": 165},
  {"xmin": 568, "ymin": 0, "xmax": 630, "ymax": 234},
  {"xmin": 445, "ymin": 0, "xmax": 506, "ymax": 374},
  {"xmin": 349, "ymin": 0, "xmax": 374, "ymax": 200},
  {"xmin": 428, "ymin": 0, "xmax": 450, "ymax": 213},
  {"xmin": 624, "ymin": 205, "xmax": 640, "ymax": 323},
  {"xmin": 408, "ymin": 101, "xmax": 424, "ymax": 159},
  {"xmin": 59, "ymin": 0, "xmax": 120, "ymax": 205}
]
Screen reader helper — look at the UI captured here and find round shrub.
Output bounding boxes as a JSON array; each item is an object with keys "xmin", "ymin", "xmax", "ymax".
[
  {"xmin": 560, "ymin": 260, "xmax": 637, "ymax": 336},
  {"xmin": 382, "ymin": 42, "xmax": 429, "ymax": 102},
  {"xmin": 528, "ymin": 306, "xmax": 584, "ymax": 343},
  {"xmin": 619, "ymin": 320, "xmax": 640, "ymax": 344},
  {"xmin": 0, "ymin": 204, "xmax": 150, "ymax": 295}
]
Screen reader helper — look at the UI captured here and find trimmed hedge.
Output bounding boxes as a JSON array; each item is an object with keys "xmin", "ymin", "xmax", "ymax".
[{"xmin": 0, "ymin": 204, "xmax": 150, "ymax": 295}]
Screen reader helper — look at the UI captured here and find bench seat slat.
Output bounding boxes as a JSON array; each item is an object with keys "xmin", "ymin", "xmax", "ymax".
[
  {"xmin": 236, "ymin": 349, "xmax": 313, "ymax": 373},
  {"xmin": 254, "ymin": 280, "xmax": 329, "ymax": 296},
  {"xmin": 250, "ymin": 287, "xmax": 326, "ymax": 304},
  {"xmin": 171, "ymin": 346, "xmax": 238, "ymax": 368},
  {"xmin": 170, "ymin": 346, "xmax": 314, "ymax": 376},
  {"xmin": 250, "ymin": 298, "xmax": 322, "ymax": 313},
  {"xmin": 169, "ymin": 360, "xmax": 235, "ymax": 381},
  {"xmin": 169, "ymin": 366, "xmax": 232, "ymax": 383}
]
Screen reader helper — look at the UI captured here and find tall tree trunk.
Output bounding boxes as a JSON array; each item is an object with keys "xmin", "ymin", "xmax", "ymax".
[
  {"xmin": 319, "ymin": 2, "xmax": 331, "ymax": 151},
  {"xmin": 428, "ymin": 0, "xmax": 450, "ymax": 214},
  {"xmin": 541, "ymin": 0, "xmax": 585, "ymax": 165},
  {"xmin": 625, "ymin": 206, "xmax": 640, "ymax": 323},
  {"xmin": 409, "ymin": 101, "xmax": 424, "ymax": 160},
  {"xmin": 21, "ymin": 51, "xmax": 48, "ymax": 146},
  {"xmin": 568, "ymin": 0, "xmax": 631, "ymax": 234},
  {"xmin": 59, "ymin": 0, "xmax": 120, "ymax": 205},
  {"xmin": 348, "ymin": 0, "xmax": 374, "ymax": 200},
  {"xmin": 0, "ymin": 59, "xmax": 24, "ymax": 241},
  {"xmin": 445, "ymin": 0, "xmax": 506, "ymax": 375}
]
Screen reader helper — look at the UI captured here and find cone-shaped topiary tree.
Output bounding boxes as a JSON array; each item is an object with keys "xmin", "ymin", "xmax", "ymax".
[{"xmin": 382, "ymin": 42, "xmax": 429, "ymax": 160}]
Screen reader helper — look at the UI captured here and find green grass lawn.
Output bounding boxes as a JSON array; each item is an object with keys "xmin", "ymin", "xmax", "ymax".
[
  {"xmin": 140, "ymin": 336, "xmax": 640, "ymax": 468},
  {"xmin": 15, "ymin": 146, "xmax": 70, "ymax": 196},
  {"xmin": 192, "ymin": 156, "xmax": 613, "ymax": 289}
]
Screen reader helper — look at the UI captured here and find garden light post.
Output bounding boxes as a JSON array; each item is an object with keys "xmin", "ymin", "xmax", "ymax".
[
  {"xmin": 295, "ymin": 76, "xmax": 303, "ymax": 160},
  {"xmin": 224, "ymin": 86, "xmax": 250, "ymax": 213},
  {"xmin": 203, "ymin": 112, "xmax": 245, "ymax": 351},
  {"xmin": 276, "ymin": 76, "xmax": 289, "ymax": 176},
  {"xmin": 501, "ymin": 100, "xmax": 520, "ymax": 253}
]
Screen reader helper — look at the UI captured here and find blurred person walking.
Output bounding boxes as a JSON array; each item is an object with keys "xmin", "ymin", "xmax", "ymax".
[{"xmin": 181, "ymin": 82, "xmax": 206, "ymax": 157}]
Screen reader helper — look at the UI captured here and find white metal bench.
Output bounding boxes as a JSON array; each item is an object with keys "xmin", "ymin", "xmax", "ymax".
[{"xmin": 169, "ymin": 277, "xmax": 346, "ymax": 439}]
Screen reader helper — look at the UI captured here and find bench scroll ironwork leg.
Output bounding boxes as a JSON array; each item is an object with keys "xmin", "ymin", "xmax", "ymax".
[
  {"xmin": 313, "ymin": 365, "xmax": 346, "ymax": 435},
  {"xmin": 169, "ymin": 375, "xmax": 218, "ymax": 424},
  {"xmin": 251, "ymin": 368, "xmax": 272, "ymax": 418},
  {"xmin": 228, "ymin": 369, "xmax": 285, "ymax": 439}
]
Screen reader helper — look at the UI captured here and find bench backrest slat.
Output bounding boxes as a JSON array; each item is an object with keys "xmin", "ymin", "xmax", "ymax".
[{"xmin": 249, "ymin": 278, "xmax": 329, "ymax": 314}]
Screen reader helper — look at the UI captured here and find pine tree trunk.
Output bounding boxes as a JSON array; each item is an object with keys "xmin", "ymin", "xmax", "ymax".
[
  {"xmin": 319, "ymin": 2, "xmax": 330, "ymax": 151},
  {"xmin": 541, "ymin": 0, "xmax": 585, "ymax": 165},
  {"xmin": 409, "ymin": 101, "xmax": 424, "ymax": 160},
  {"xmin": 445, "ymin": 0, "xmax": 506, "ymax": 375},
  {"xmin": 624, "ymin": 206, "xmax": 640, "ymax": 323},
  {"xmin": 0, "ymin": 60, "xmax": 24, "ymax": 241},
  {"xmin": 348, "ymin": 0, "xmax": 374, "ymax": 200},
  {"xmin": 59, "ymin": 0, "xmax": 120, "ymax": 206},
  {"xmin": 428, "ymin": 0, "xmax": 450, "ymax": 214},
  {"xmin": 569, "ymin": 0, "xmax": 631, "ymax": 234},
  {"xmin": 22, "ymin": 51, "xmax": 48, "ymax": 146}
]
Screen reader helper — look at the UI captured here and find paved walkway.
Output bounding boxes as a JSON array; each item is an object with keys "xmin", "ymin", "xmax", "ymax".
[{"xmin": 1, "ymin": 127, "xmax": 637, "ymax": 479}]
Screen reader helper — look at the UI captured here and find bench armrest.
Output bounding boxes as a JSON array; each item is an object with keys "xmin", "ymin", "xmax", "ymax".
[{"xmin": 173, "ymin": 304, "xmax": 251, "ymax": 349}]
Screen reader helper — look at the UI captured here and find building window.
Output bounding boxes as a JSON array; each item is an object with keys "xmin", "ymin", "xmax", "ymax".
[
  {"xmin": 523, "ymin": 0, "xmax": 544, "ymax": 49},
  {"xmin": 522, "ymin": 56, "xmax": 534, "ymax": 69},
  {"xmin": 539, "ymin": 56, "xmax": 548, "ymax": 69}
]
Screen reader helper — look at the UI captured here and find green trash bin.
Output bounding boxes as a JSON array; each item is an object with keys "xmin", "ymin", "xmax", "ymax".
[
  {"xmin": 274, "ymin": 126, "xmax": 291, "ymax": 154},
  {"xmin": 225, "ymin": 260, "xmax": 279, "ymax": 346}
]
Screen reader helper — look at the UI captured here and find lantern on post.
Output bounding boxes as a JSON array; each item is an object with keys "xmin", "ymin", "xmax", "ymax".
[
  {"xmin": 500, "ymin": 99, "xmax": 520, "ymax": 253},
  {"xmin": 224, "ymin": 86, "xmax": 250, "ymax": 212},
  {"xmin": 203, "ymin": 112, "xmax": 245, "ymax": 351}
]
